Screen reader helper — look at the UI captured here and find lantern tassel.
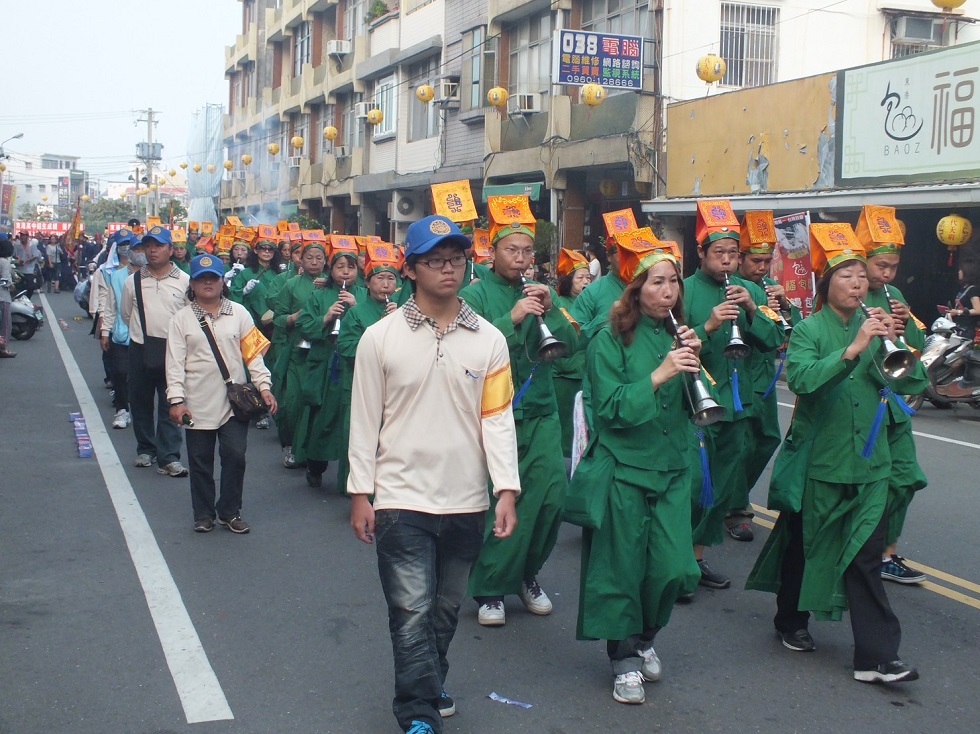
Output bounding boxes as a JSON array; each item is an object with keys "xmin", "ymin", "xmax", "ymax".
[
  {"xmin": 731, "ymin": 366, "xmax": 744, "ymax": 413},
  {"xmin": 861, "ymin": 389, "xmax": 890, "ymax": 459},
  {"xmin": 697, "ymin": 428, "xmax": 715, "ymax": 509}
]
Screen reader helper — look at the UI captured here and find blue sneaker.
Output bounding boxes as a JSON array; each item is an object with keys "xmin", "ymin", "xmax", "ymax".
[
  {"xmin": 438, "ymin": 689, "xmax": 456, "ymax": 717},
  {"xmin": 407, "ymin": 721, "xmax": 434, "ymax": 734}
]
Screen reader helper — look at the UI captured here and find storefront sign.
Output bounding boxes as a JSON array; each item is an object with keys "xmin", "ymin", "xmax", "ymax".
[
  {"xmin": 839, "ymin": 42, "xmax": 980, "ymax": 184},
  {"xmin": 552, "ymin": 30, "xmax": 643, "ymax": 89}
]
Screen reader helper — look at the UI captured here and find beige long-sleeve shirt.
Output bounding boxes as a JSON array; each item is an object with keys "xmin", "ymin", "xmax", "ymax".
[
  {"xmin": 109, "ymin": 265, "xmax": 189, "ymax": 344},
  {"xmin": 165, "ymin": 300, "xmax": 273, "ymax": 430},
  {"xmin": 348, "ymin": 297, "xmax": 521, "ymax": 514}
]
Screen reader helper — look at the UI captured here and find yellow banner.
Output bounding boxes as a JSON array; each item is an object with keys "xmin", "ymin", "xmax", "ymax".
[{"xmin": 432, "ymin": 180, "xmax": 477, "ymax": 222}]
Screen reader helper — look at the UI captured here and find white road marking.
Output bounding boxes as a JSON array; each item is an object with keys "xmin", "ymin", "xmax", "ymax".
[
  {"xmin": 41, "ymin": 295, "xmax": 233, "ymax": 723},
  {"xmin": 775, "ymin": 400, "xmax": 980, "ymax": 450}
]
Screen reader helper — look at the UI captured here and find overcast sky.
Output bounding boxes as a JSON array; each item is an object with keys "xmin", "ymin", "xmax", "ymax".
[{"xmin": 1, "ymin": 0, "xmax": 241, "ymax": 188}]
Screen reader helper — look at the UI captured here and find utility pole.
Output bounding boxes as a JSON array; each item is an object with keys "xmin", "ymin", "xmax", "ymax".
[{"xmin": 136, "ymin": 108, "xmax": 161, "ymax": 219}]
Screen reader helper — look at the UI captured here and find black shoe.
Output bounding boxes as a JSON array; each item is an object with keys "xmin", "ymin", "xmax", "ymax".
[
  {"xmin": 854, "ymin": 660, "xmax": 919, "ymax": 683},
  {"xmin": 728, "ymin": 522, "xmax": 754, "ymax": 542},
  {"xmin": 305, "ymin": 470, "xmax": 322, "ymax": 488},
  {"xmin": 777, "ymin": 628, "xmax": 816, "ymax": 652},
  {"xmin": 193, "ymin": 518, "xmax": 215, "ymax": 533},
  {"xmin": 697, "ymin": 559, "xmax": 731, "ymax": 589},
  {"xmin": 881, "ymin": 555, "xmax": 926, "ymax": 584},
  {"xmin": 438, "ymin": 689, "xmax": 456, "ymax": 718}
]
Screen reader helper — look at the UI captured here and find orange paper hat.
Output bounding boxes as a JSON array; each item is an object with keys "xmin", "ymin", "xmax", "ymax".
[
  {"xmin": 255, "ymin": 224, "xmax": 279, "ymax": 246},
  {"xmin": 488, "ymin": 195, "xmax": 536, "ymax": 245},
  {"xmin": 615, "ymin": 228, "xmax": 671, "ymax": 283},
  {"xmin": 354, "ymin": 235, "xmax": 381, "ymax": 253},
  {"xmin": 557, "ymin": 248, "xmax": 589, "ymax": 277},
  {"xmin": 200, "ymin": 222, "xmax": 214, "ymax": 236},
  {"xmin": 602, "ymin": 209, "xmax": 639, "ymax": 253},
  {"xmin": 330, "ymin": 235, "xmax": 359, "ymax": 264},
  {"xmin": 696, "ymin": 199, "xmax": 740, "ymax": 246},
  {"xmin": 301, "ymin": 229, "xmax": 327, "ymax": 243},
  {"xmin": 431, "ymin": 180, "xmax": 477, "ymax": 223},
  {"xmin": 739, "ymin": 211, "xmax": 777, "ymax": 254},
  {"xmin": 277, "ymin": 220, "xmax": 291, "ymax": 234},
  {"xmin": 301, "ymin": 230, "xmax": 329, "ymax": 256},
  {"xmin": 809, "ymin": 223, "xmax": 866, "ymax": 278},
  {"xmin": 472, "ymin": 229, "xmax": 492, "ymax": 263},
  {"xmin": 216, "ymin": 235, "xmax": 234, "ymax": 255},
  {"xmin": 172, "ymin": 228, "xmax": 188, "ymax": 245},
  {"xmin": 195, "ymin": 235, "xmax": 215, "ymax": 255},
  {"xmin": 225, "ymin": 216, "xmax": 244, "ymax": 228},
  {"xmin": 855, "ymin": 205, "xmax": 904, "ymax": 257},
  {"xmin": 235, "ymin": 227, "xmax": 257, "ymax": 246},
  {"xmin": 619, "ymin": 240, "xmax": 683, "ymax": 284},
  {"xmin": 188, "ymin": 221, "xmax": 200, "ymax": 234},
  {"xmin": 364, "ymin": 241, "xmax": 400, "ymax": 278}
]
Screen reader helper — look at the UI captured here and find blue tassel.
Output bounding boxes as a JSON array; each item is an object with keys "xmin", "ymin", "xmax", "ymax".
[
  {"xmin": 861, "ymin": 389, "xmax": 889, "ymax": 459},
  {"xmin": 697, "ymin": 428, "xmax": 715, "ymax": 509},
  {"xmin": 762, "ymin": 349, "xmax": 786, "ymax": 400},
  {"xmin": 884, "ymin": 386, "xmax": 916, "ymax": 416},
  {"xmin": 731, "ymin": 366, "xmax": 744, "ymax": 413},
  {"xmin": 329, "ymin": 352, "xmax": 341, "ymax": 384},
  {"xmin": 512, "ymin": 364, "xmax": 538, "ymax": 408}
]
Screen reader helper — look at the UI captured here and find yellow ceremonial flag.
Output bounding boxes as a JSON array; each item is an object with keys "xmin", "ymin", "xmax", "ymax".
[
  {"xmin": 147, "ymin": 216, "xmax": 163, "ymax": 229},
  {"xmin": 431, "ymin": 180, "xmax": 477, "ymax": 223},
  {"xmin": 241, "ymin": 326, "xmax": 271, "ymax": 363}
]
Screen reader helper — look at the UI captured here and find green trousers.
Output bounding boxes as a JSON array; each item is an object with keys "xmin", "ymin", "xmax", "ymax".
[
  {"xmin": 468, "ymin": 413, "xmax": 567, "ymax": 598},
  {"xmin": 577, "ymin": 460, "xmax": 700, "ymax": 641}
]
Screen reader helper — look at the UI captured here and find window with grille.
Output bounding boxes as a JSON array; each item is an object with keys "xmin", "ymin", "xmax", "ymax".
[
  {"xmin": 408, "ymin": 58, "xmax": 439, "ymax": 142},
  {"xmin": 461, "ymin": 26, "xmax": 495, "ymax": 112},
  {"xmin": 719, "ymin": 3, "xmax": 778, "ymax": 88},
  {"xmin": 294, "ymin": 21, "xmax": 311, "ymax": 77},
  {"xmin": 507, "ymin": 12, "xmax": 554, "ymax": 96},
  {"xmin": 373, "ymin": 75, "xmax": 397, "ymax": 137}
]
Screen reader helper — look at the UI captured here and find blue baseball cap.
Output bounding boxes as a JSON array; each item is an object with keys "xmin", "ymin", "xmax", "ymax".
[
  {"xmin": 189, "ymin": 253, "xmax": 225, "ymax": 279},
  {"xmin": 405, "ymin": 215, "xmax": 470, "ymax": 259},
  {"xmin": 113, "ymin": 228, "xmax": 139, "ymax": 247},
  {"xmin": 140, "ymin": 225, "xmax": 173, "ymax": 247}
]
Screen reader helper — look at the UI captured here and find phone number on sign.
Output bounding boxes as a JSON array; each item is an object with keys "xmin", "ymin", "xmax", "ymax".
[{"xmin": 564, "ymin": 75, "xmax": 639, "ymax": 87}]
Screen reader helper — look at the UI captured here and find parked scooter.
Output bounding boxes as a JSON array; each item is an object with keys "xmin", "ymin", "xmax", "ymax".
[
  {"xmin": 906, "ymin": 315, "xmax": 980, "ymax": 410},
  {"xmin": 10, "ymin": 288, "xmax": 45, "ymax": 340}
]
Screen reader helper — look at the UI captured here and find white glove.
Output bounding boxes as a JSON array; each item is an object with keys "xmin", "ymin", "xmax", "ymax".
[
  {"xmin": 243, "ymin": 278, "xmax": 259, "ymax": 295},
  {"xmin": 232, "ymin": 262, "xmax": 245, "ymax": 273}
]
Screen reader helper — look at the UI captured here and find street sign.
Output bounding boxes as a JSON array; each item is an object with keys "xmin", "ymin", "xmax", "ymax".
[{"xmin": 552, "ymin": 29, "xmax": 643, "ymax": 90}]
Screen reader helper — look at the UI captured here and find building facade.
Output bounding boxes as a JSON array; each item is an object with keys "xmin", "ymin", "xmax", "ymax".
[
  {"xmin": 2, "ymin": 153, "xmax": 92, "ymax": 222},
  {"xmin": 222, "ymin": 0, "xmax": 979, "ymax": 252}
]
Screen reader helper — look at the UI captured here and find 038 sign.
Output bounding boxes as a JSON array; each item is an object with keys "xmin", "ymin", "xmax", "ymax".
[
  {"xmin": 838, "ymin": 42, "xmax": 979, "ymax": 184},
  {"xmin": 552, "ymin": 30, "xmax": 643, "ymax": 90}
]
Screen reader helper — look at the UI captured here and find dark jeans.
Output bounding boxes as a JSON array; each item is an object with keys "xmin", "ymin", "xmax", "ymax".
[
  {"xmin": 607, "ymin": 627, "xmax": 660, "ymax": 675},
  {"xmin": 775, "ymin": 510, "xmax": 901, "ymax": 670},
  {"xmin": 185, "ymin": 418, "xmax": 248, "ymax": 521},
  {"xmin": 128, "ymin": 343, "xmax": 182, "ymax": 464},
  {"xmin": 109, "ymin": 342, "xmax": 130, "ymax": 411},
  {"xmin": 375, "ymin": 510, "xmax": 485, "ymax": 733}
]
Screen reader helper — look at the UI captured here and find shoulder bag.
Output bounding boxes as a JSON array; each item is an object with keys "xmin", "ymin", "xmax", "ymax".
[
  {"xmin": 134, "ymin": 271, "xmax": 169, "ymax": 370},
  {"xmin": 198, "ymin": 315, "xmax": 266, "ymax": 422}
]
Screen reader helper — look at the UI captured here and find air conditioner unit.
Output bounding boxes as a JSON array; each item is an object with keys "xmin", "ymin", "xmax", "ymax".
[
  {"xmin": 354, "ymin": 102, "xmax": 372, "ymax": 119},
  {"xmin": 514, "ymin": 92, "xmax": 542, "ymax": 113},
  {"xmin": 332, "ymin": 145, "xmax": 349, "ymax": 158},
  {"xmin": 288, "ymin": 156, "xmax": 302, "ymax": 168},
  {"xmin": 894, "ymin": 16, "xmax": 943, "ymax": 45},
  {"xmin": 435, "ymin": 78, "xmax": 460, "ymax": 107},
  {"xmin": 391, "ymin": 190, "xmax": 423, "ymax": 223},
  {"xmin": 327, "ymin": 39, "xmax": 352, "ymax": 56}
]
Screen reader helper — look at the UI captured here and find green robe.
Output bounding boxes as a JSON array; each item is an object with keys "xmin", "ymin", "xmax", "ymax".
[
  {"xmin": 865, "ymin": 284, "xmax": 928, "ymax": 544},
  {"xmin": 270, "ymin": 273, "xmax": 319, "ymax": 447},
  {"xmin": 684, "ymin": 269, "xmax": 783, "ymax": 545},
  {"xmin": 746, "ymin": 306, "xmax": 928, "ymax": 620},
  {"xmin": 460, "ymin": 270, "xmax": 579, "ymax": 597},
  {"xmin": 459, "ymin": 260, "xmax": 493, "ymax": 291},
  {"xmin": 334, "ymin": 296, "xmax": 391, "ymax": 493},
  {"xmin": 173, "ymin": 259, "xmax": 191, "ymax": 274},
  {"xmin": 292, "ymin": 283, "xmax": 367, "ymax": 466},
  {"xmin": 265, "ymin": 263, "xmax": 299, "ymax": 386},
  {"xmin": 575, "ymin": 319, "xmax": 701, "ymax": 641},
  {"xmin": 552, "ymin": 293, "xmax": 584, "ymax": 458},
  {"xmin": 230, "ymin": 264, "xmax": 278, "ymax": 326}
]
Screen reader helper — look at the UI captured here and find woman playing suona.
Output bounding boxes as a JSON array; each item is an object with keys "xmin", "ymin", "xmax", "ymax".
[
  {"xmin": 747, "ymin": 223, "xmax": 928, "ymax": 684},
  {"xmin": 292, "ymin": 237, "xmax": 364, "ymax": 489},
  {"xmin": 569, "ymin": 240, "xmax": 701, "ymax": 705}
]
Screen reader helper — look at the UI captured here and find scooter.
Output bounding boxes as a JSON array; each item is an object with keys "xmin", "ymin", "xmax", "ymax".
[
  {"xmin": 906, "ymin": 315, "xmax": 980, "ymax": 410},
  {"xmin": 9, "ymin": 288, "xmax": 45, "ymax": 341}
]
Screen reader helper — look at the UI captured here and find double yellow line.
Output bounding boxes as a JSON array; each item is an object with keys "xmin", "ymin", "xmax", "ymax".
[{"xmin": 750, "ymin": 504, "xmax": 980, "ymax": 611}]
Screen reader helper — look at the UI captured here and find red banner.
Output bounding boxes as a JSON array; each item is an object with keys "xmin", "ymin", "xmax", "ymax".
[
  {"xmin": 14, "ymin": 220, "xmax": 86, "ymax": 235},
  {"xmin": 771, "ymin": 212, "xmax": 815, "ymax": 318}
]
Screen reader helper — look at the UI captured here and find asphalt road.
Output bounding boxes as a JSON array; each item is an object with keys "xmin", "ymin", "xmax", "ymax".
[{"xmin": 2, "ymin": 292, "xmax": 979, "ymax": 734}]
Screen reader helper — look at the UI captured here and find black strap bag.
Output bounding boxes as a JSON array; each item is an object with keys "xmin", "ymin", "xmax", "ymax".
[{"xmin": 198, "ymin": 316, "xmax": 265, "ymax": 422}]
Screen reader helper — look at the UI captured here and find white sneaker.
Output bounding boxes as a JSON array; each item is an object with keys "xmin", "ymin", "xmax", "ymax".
[
  {"xmin": 112, "ymin": 409, "xmax": 131, "ymax": 429},
  {"xmin": 477, "ymin": 599, "xmax": 506, "ymax": 626},
  {"xmin": 612, "ymin": 671, "xmax": 645, "ymax": 704},
  {"xmin": 157, "ymin": 461, "xmax": 189, "ymax": 477},
  {"xmin": 283, "ymin": 446, "xmax": 298, "ymax": 468},
  {"xmin": 519, "ymin": 578, "xmax": 553, "ymax": 615},
  {"xmin": 637, "ymin": 645, "xmax": 662, "ymax": 682}
]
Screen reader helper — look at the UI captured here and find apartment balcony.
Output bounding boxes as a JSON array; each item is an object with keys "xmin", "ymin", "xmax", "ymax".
[
  {"xmin": 225, "ymin": 23, "xmax": 259, "ymax": 75},
  {"xmin": 368, "ymin": 12, "xmax": 400, "ymax": 57}
]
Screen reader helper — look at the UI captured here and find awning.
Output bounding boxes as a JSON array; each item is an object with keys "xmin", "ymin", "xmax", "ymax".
[
  {"xmin": 482, "ymin": 183, "xmax": 543, "ymax": 202},
  {"xmin": 641, "ymin": 181, "xmax": 980, "ymax": 216}
]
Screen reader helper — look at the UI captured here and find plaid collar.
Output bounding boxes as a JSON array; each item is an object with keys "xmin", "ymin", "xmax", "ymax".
[
  {"xmin": 140, "ymin": 264, "xmax": 183, "ymax": 280},
  {"xmin": 191, "ymin": 298, "xmax": 235, "ymax": 322},
  {"xmin": 402, "ymin": 296, "xmax": 480, "ymax": 333}
]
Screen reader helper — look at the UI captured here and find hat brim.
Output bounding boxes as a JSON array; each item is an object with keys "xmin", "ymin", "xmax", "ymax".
[
  {"xmin": 406, "ymin": 232, "xmax": 471, "ymax": 259},
  {"xmin": 191, "ymin": 267, "xmax": 225, "ymax": 279},
  {"xmin": 140, "ymin": 234, "xmax": 172, "ymax": 247}
]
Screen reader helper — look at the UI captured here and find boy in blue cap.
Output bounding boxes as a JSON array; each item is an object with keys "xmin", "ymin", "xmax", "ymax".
[{"xmin": 349, "ymin": 215, "xmax": 520, "ymax": 734}]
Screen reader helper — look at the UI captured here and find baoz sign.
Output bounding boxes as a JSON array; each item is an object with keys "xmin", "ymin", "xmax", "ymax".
[{"xmin": 838, "ymin": 41, "xmax": 979, "ymax": 185}]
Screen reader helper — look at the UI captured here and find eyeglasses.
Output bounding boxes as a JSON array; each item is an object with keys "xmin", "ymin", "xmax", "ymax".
[
  {"xmin": 418, "ymin": 254, "xmax": 467, "ymax": 270},
  {"xmin": 500, "ymin": 247, "xmax": 534, "ymax": 258},
  {"xmin": 256, "ymin": 245, "xmax": 276, "ymax": 252}
]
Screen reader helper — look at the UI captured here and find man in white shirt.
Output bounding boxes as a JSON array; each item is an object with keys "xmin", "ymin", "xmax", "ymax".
[{"xmin": 349, "ymin": 215, "xmax": 520, "ymax": 734}]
